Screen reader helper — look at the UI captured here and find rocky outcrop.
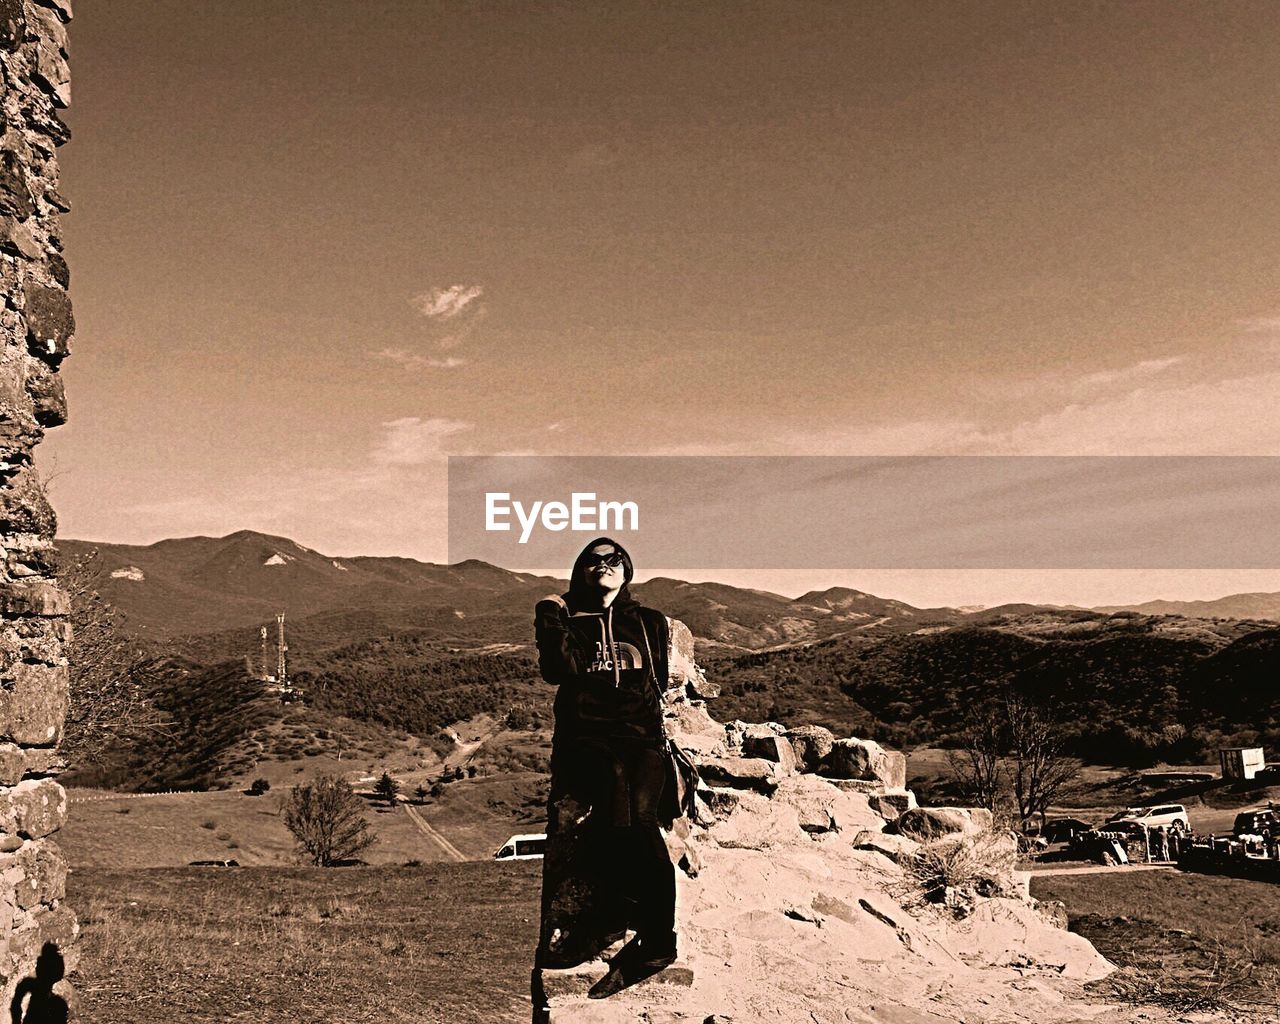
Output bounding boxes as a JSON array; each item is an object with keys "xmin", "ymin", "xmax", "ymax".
[
  {"xmin": 537, "ymin": 619, "xmax": 1208, "ymax": 1024},
  {"xmin": 0, "ymin": 0, "xmax": 76, "ymax": 1012}
]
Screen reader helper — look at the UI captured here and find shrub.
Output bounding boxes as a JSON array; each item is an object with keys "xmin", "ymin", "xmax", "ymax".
[
  {"xmin": 900, "ymin": 829, "xmax": 1020, "ymax": 915},
  {"xmin": 248, "ymin": 778, "xmax": 271, "ymax": 796},
  {"xmin": 283, "ymin": 774, "xmax": 377, "ymax": 867},
  {"xmin": 200, "ymin": 820, "xmax": 216, "ymax": 830}
]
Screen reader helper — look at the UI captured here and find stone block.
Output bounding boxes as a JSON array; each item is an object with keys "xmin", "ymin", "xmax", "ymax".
[
  {"xmin": 20, "ymin": 748, "xmax": 66, "ymax": 779},
  {"xmin": 35, "ymin": 0, "xmax": 74, "ymax": 24},
  {"xmin": 772, "ymin": 776, "xmax": 839, "ymax": 834},
  {"xmin": 0, "ymin": 218, "xmax": 41, "ymax": 259},
  {"xmin": 666, "ymin": 700, "xmax": 725, "ymax": 743},
  {"xmin": 687, "ymin": 675, "xmax": 720, "ymax": 700},
  {"xmin": 697, "ymin": 756, "xmax": 785, "ymax": 795},
  {"xmin": 870, "ymin": 789, "xmax": 917, "ymax": 819},
  {"xmin": 24, "ymin": 360, "xmax": 66, "ymax": 427},
  {"xmin": 22, "ymin": 281, "xmax": 73, "ymax": 363},
  {"xmin": 666, "ymin": 617, "xmax": 697, "ymax": 686},
  {"xmin": 0, "ymin": 779, "xmax": 67, "ymax": 839},
  {"xmin": 0, "ymin": 152, "xmax": 33, "ymax": 220},
  {"xmin": 28, "ymin": 4, "xmax": 68, "ymax": 57},
  {"xmin": 772, "ymin": 775, "xmax": 882, "ymax": 835},
  {"xmin": 5, "ymin": 840, "xmax": 66, "ymax": 909},
  {"xmin": 784, "ymin": 724, "xmax": 835, "ymax": 773},
  {"xmin": 539, "ymin": 960, "xmax": 694, "ymax": 1000},
  {"xmin": 827, "ymin": 778, "xmax": 885, "ymax": 794},
  {"xmin": 0, "ymin": 662, "xmax": 68, "ymax": 746},
  {"xmin": 0, "ymin": 744, "xmax": 24, "ymax": 786},
  {"xmin": 0, "ymin": 0, "xmax": 23, "ymax": 51},
  {"xmin": 891, "ymin": 806, "xmax": 993, "ymax": 841},
  {"xmin": 852, "ymin": 830, "xmax": 920, "ymax": 865},
  {"xmin": 711, "ymin": 794, "xmax": 802, "ymax": 851},
  {"xmin": 0, "ymin": 582, "xmax": 69, "ymax": 618},
  {"xmin": 0, "ymin": 475, "xmax": 57, "ymax": 537},
  {"xmin": 7, "ymin": 903, "xmax": 77, "ymax": 967},
  {"xmin": 820, "ymin": 738, "xmax": 906, "ymax": 789},
  {"xmin": 741, "ymin": 733, "xmax": 797, "ymax": 773},
  {"xmin": 32, "ymin": 41, "xmax": 72, "ymax": 108},
  {"xmin": 47, "ymin": 252, "xmax": 69, "ymax": 288}
]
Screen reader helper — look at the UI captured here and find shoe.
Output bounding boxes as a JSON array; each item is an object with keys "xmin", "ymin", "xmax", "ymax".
[
  {"xmin": 635, "ymin": 930, "xmax": 677, "ymax": 970},
  {"xmin": 586, "ymin": 934, "xmax": 677, "ymax": 999}
]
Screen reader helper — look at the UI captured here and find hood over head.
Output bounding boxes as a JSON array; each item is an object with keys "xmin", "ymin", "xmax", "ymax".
[{"xmin": 567, "ymin": 536, "xmax": 637, "ymax": 608}]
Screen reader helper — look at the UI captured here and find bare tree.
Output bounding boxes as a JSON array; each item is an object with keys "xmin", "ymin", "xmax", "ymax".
[
  {"xmin": 1004, "ymin": 695, "xmax": 1081, "ymax": 830},
  {"xmin": 56, "ymin": 548, "xmax": 167, "ymax": 766},
  {"xmin": 947, "ymin": 703, "xmax": 1005, "ymax": 813},
  {"xmin": 283, "ymin": 774, "xmax": 377, "ymax": 866}
]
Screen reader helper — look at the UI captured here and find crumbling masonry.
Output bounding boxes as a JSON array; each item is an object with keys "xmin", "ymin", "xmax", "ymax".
[{"xmin": 0, "ymin": 0, "xmax": 76, "ymax": 1012}]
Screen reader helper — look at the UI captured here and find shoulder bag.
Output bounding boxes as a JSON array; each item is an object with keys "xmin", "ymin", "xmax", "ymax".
[{"xmin": 640, "ymin": 615, "xmax": 701, "ymax": 825}]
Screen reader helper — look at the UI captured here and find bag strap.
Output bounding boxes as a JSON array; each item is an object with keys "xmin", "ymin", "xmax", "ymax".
[{"xmin": 638, "ymin": 616, "xmax": 671, "ymax": 745}]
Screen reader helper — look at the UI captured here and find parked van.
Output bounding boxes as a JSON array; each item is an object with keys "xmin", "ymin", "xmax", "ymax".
[
  {"xmin": 1108, "ymin": 804, "xmax": 1189, "ymax": 832},
  {"xmin": 494, "ymin": 833, "xmax": 547, "ymax": 860}
]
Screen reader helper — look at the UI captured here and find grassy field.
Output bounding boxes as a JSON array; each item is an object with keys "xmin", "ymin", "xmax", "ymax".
[
  {"xmin": 69, "ymin": 862, "xmax": 542, "ymax": 1024},
  {"xmin": 60, "ymin": 779, "xmax": 541, "ymax": 868},
  {"xmin": 1032, "ymin": 869, "xmax": 1280, "ymax": 1017}
]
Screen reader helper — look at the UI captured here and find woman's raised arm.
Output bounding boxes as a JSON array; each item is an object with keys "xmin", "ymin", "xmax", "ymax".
[{"xmin": 534, "ymin": 596, "xmax": 583, "ymax": 683}]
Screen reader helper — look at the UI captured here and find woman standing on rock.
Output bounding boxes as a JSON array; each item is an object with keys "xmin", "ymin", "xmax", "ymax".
[{"xmin": 532, "ymin": 536, "xmax": 677, "ymax": 1004}]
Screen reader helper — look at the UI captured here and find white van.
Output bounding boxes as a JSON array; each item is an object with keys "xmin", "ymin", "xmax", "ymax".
[
  {"xmin": 494, "ymin": 833, "xmax": 547, "ymax": 860},
  {"xmin": 1108, "ymin": 804, "xmax": 1189, "ymax": 832}
]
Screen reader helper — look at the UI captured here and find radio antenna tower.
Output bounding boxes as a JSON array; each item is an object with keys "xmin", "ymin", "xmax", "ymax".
[
  {"xmin": 276, "ymin": 613, "xmax": 288, "ymax": 686},
  {"xmin": 260, "ymin": 626, "xmax": 269, "ymax": 681}
]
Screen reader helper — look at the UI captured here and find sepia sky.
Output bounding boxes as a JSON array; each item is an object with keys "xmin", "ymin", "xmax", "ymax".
[{"xmin": 40, "ymin": 1, "xmax": 1280, "ymax": 606}]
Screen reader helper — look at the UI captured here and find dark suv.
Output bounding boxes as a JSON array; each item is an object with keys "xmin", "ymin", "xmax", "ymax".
[{"xmin": 1232, "ymin": 809, "xmax": 1278, "ymax": 838}]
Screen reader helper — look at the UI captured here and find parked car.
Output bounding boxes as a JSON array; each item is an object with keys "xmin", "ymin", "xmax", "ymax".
[
  {"xmin": 1232, "ymin": 809, "xmax": 1278, "ymax": 838},
  {"xmin": 494, "ymin": 833, "xmax": 547, "ymax": 861},
  {"xmin": 1107, "ymin": 804, "xmax": 1189, "ymax": 832},
  {"xmin": 1041, "ymin": 817, "xmax": 1094, "ymax": 844}
]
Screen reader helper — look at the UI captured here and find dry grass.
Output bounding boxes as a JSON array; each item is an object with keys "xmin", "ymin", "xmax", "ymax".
[
  {"xmin": 895, "ymin": 829, "xmax": 1020, "ymax": 912},
  {"xmin": 1033, "ymin": 869, "xmax": 1280, "ymax": 1017},
  {"xmin": 69, "ymin": 863, "xmax": 542, "ymax": 1023}
]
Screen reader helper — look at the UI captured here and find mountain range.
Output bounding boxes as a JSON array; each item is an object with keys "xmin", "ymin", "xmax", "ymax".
[
  {"xmin": 56, "ymin": 531, "xmax": 1280, "ymax": 658},
  {"xmin": 55, "ymin": 531, "xmax": 1280, "ymax": 790}
]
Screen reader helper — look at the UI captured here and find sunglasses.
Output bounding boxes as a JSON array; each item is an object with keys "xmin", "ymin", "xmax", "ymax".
[{"xmin": 583, "ymin": 552, "xmax": 625, "ymax": 569}]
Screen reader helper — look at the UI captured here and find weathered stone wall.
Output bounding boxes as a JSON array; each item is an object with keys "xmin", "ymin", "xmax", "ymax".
[{"xmin": 0, "ymin": 0, "xmax": 75, "ymax": 1014}]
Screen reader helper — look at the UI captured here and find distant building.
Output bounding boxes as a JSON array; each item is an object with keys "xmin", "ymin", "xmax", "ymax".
[{"xmin": 1220, "ymin": 746, "xmax": 1266, "ymax": 781}]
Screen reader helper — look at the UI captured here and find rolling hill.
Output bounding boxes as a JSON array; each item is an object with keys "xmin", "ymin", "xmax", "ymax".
[
  {"xmin": 55, "ymin": 531, "xmax": 965, "ymax": 658},
  {"xmin": 55, "ymin": 530, "xmax": 1280, "ymax": 793}
]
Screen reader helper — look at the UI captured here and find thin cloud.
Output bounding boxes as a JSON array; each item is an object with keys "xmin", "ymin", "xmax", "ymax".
[
  {"xmin": 412, "ymin": 284, "xmax": 484, "ymax": 321},
  {"xmin": 376, "ymin": 347, "xmax": 467, "ymax": 370},
  {"xmin": 371, "ymin": 416, "xmax": 472, "ymax": 466}
]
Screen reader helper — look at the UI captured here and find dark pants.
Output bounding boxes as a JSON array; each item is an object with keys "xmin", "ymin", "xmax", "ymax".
[{"xmin": 549, "ymin": 737, "xmax": 675, "ymax": 941}]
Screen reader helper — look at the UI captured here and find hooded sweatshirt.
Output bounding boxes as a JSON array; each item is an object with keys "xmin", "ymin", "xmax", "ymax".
[{"xmin": 535, "ymin": 538, "xmax": 669, "ymax": 744}]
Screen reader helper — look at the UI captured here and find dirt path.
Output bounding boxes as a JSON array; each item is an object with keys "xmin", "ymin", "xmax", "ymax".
[
  {"xmin": 1029, "ymin": 862, "xmax": 1176, "ymax": 877},
  {"xmin": 402, "ymin": 802, "xmax": 468, "ymax": 862}
]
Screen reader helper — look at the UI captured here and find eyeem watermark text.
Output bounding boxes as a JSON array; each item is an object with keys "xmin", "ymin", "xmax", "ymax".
[{"xmin": 485, "ymin": 491, "xmax": 639, "ymax": 544}]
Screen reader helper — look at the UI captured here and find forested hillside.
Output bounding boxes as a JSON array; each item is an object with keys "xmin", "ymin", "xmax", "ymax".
[{"xmin": 707, "ymin": 616, "xmax": 1280, "ymax": 764}]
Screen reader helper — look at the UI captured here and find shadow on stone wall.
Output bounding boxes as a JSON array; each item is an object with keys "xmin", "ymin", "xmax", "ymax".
[{"xmin": 9, "ymin": 943, "xmax": 67, "ymax": 1024}]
